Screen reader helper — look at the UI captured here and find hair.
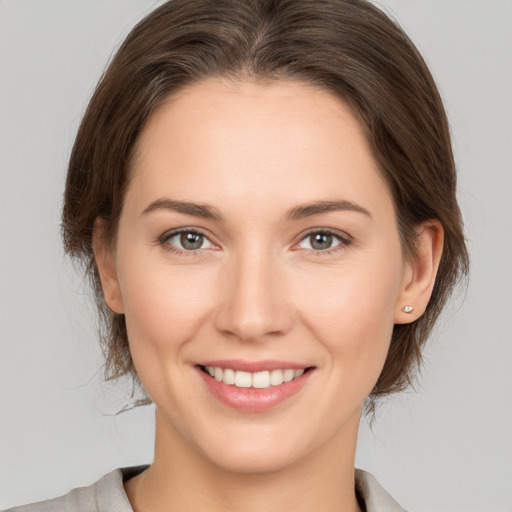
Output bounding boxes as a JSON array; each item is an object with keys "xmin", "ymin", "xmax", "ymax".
[{"xmin": 62, "ymin": 0, "xmax": 469, "ymax": 410}]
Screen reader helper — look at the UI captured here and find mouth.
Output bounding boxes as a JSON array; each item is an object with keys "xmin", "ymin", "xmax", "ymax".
[
  {"xmin": 196, "ymin": 361, "xmax": 315, "ymax": 412},
  {"xmin": 198, "ymin": 365, "xmax": 313, "ymax": 389}
]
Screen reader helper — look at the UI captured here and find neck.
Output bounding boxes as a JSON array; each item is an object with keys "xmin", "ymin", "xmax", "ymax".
[{"xmin": 125, "ymin": 408, "xmax": 363, "ymax": 512}]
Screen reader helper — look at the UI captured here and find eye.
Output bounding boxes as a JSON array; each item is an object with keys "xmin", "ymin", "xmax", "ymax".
[
  {"xmin": 161, "ymin": 229, "xmax": 216, "ymax": 254},
  {"xmin": 296, "ymin": 229, "xmax": 351, "ymax": 254}
]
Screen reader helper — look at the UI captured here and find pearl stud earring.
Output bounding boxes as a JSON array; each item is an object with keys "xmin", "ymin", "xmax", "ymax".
[{"xmin": 402, "ymin": 305, "xmax": 414, "ymax": 314}]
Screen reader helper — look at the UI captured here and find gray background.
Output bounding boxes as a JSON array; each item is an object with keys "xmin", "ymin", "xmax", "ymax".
[{"xmin": 1, "ymin": 1, "xmax": 511, "ymax": 510}]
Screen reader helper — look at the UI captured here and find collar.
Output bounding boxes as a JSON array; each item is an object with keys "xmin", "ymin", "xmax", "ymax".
[{"xmin": 102, "ymin": 466, "xmax": 408, "ymax": 512}]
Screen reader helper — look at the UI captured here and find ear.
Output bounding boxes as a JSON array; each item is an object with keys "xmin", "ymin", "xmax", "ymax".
[
  {"xmin": 92, "ymin": 219, "xmax": 124, "ymax": 314},
  {"xmin": 394, "ymin": 220, "xmax": 444, "ymax": 324}
]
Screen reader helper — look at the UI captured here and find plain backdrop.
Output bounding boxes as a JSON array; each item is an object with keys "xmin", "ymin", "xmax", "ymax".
[{"xmin": 1, "ymin": 1, "xmax": 511, "ymax": 510}]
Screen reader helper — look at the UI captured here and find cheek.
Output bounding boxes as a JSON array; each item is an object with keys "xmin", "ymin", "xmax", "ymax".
[
  {"xmin": 118, "ymin": 256, "xmax": 217, "ymax": 354},
  {"xmin": 292, "ymin": 254, "xmax": 402, "ymax": 389},
  {"xmin": 117, "ymin": 255, "xmax": 219, "ymax": 410}
]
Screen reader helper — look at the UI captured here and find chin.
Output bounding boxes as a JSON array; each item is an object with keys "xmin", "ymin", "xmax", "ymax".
[
  {"xmin": 201, "ymin": 437, "xmax": 304, "ymax": 475},
  {"xmin": 185, "ymin": 409, "xmax": 352, "ymax": 476}
]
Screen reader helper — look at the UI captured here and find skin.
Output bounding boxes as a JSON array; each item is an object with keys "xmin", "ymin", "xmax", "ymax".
[{"xmin": 94, "ymin": 78, "xmax": 443, "ymax": 512}]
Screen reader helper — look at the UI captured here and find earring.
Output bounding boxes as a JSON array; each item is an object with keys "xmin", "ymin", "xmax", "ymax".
[{"xmin": 402, "ymin": 305, "xmax": 414, "ymax": 314}]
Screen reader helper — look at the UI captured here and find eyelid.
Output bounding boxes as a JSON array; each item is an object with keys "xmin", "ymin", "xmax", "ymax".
[
  {"xmin": 158, "ymin": 226, "xmax": 352, "ymax": 257},
  {"xmin": 159, "ymin": 227, "xmax": 218, "ymax": 256},
  {"xmin": 293, "ymin": 228, "xmax": 352, "ymax": 255}
]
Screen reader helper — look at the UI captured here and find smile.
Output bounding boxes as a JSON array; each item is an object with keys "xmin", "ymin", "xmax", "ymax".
[
  {"xmin": 202, "ymin": 366, "xmax": 306, "ymax": 388},
  {"xmin": 196, "ymin": 362, "xmax": 314, "ymax": 412}
]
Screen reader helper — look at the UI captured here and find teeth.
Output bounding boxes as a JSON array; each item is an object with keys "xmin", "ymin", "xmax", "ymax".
[
  {"xmin": 283, "ymin": 369, "xmax": 295, "ymax": 382},
  {"xmin": 252, "ymin": 371, "xmax": 270, "ymax": 389},
  {"xmin": 223, "ymin": 368, "xmax": 235, "ymax": 385},
  {"xmin": 270, "ymin": 369, "xmax": 284, "ymax": 386},
  {"xmin": 204, "ymin": 366, "xmax": 307, "ymax": 389},
  {"xmin": 234, "ymin": 371, "xmax": 252, "ymax": 388}
]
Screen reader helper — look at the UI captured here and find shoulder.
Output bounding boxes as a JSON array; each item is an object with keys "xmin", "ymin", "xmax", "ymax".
[
  {"xmin": 355, "ymin": 469, "xmax": 408, "ymax": 512},
  {"xmin": 3, "ymin": 466, "xmax": 148, "ymax": 512}
]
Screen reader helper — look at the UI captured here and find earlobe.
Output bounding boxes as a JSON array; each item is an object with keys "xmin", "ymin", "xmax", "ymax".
[
  {"xmin": 92, "ymin": 219, "xmax": 124, "ymax": 314},
  {"xmin": 394, "ymin": 220, "xmax": 444, "ymax": 324}
]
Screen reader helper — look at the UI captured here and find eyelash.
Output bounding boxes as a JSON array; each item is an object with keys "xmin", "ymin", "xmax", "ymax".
[
  {"xmin": 159, "ymin": 227, "xmax": 352, "ymax": 258},
  {"xmin": 295, "ymin": 228, "xmax": 352, "ymax": 256}
]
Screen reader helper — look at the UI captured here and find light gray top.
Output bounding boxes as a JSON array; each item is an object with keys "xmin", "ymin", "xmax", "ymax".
[{"xmin": 4, "ymin": 466, "xmax": 407, "ymax": 512}]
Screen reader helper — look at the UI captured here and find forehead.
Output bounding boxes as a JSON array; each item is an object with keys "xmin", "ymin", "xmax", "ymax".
[{"xmin": 128, "ymin": 78, "xmax": 394, "ymax": 221}]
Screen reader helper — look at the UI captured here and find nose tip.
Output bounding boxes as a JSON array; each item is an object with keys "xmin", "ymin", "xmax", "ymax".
[
  {"xmin": 214, "ymin": 257, "xmax": 293, "ymax": 342},
  {"xmin": 216, "ymin": 302, "xmax": 290, "ymax": 343}
]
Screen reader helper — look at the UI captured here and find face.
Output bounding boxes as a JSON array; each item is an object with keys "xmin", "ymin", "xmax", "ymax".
[{"xmin": 97, "ymin": 78, "xmax": 417, "ymax": 473}]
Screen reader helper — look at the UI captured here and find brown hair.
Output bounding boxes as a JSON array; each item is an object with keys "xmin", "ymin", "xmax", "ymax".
[{"xmin": 62, "ymin": 0, "xmax": 469, "ymax": 408}]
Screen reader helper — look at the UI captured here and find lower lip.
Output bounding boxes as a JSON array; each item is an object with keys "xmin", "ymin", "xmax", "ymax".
[{"xmin": 197, "ymin": 367, "xmax": 313, "ymax": 412}]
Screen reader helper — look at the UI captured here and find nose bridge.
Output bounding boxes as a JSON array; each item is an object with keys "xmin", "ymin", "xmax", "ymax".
[{"xmin": 214, "ymin": 242, "xmax": 292, "ymax": 342}]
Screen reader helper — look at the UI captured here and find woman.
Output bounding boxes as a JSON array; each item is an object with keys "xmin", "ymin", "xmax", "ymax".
[{"xmin": 5, "ymin": 0, "xmax": 468, "ymax": 511}]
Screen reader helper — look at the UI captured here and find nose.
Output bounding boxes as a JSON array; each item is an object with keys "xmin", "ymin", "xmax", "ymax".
[{"xmin": 214, "ymin": 248, "xmax": 293, "ymax": 343}]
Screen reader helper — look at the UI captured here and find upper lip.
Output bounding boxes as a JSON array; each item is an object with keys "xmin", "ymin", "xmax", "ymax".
[{"xmin": 197, "ymin": 359, "xmax": 312, "ymax": 372}]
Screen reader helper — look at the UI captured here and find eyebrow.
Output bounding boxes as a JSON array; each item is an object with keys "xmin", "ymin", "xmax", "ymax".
[
  {"xmin": 141, "ymin": 198, "xmax": 372, "ymax": 221},
  {"xmin": 284, "ymin": 200, "xmax": 372, "ymax": 221},
  {"xmin": 141, "ymin": 198, "xmax": 224, "ymax": 221}
]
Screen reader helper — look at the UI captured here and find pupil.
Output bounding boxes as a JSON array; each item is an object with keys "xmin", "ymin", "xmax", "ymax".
[
  {"xmin": 311, "ymin": 233, "xmax": 332, "ymax": 250},
  {"xmin": 181, "ymin": 232, "xmax": 203, "ymax": 250}
]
